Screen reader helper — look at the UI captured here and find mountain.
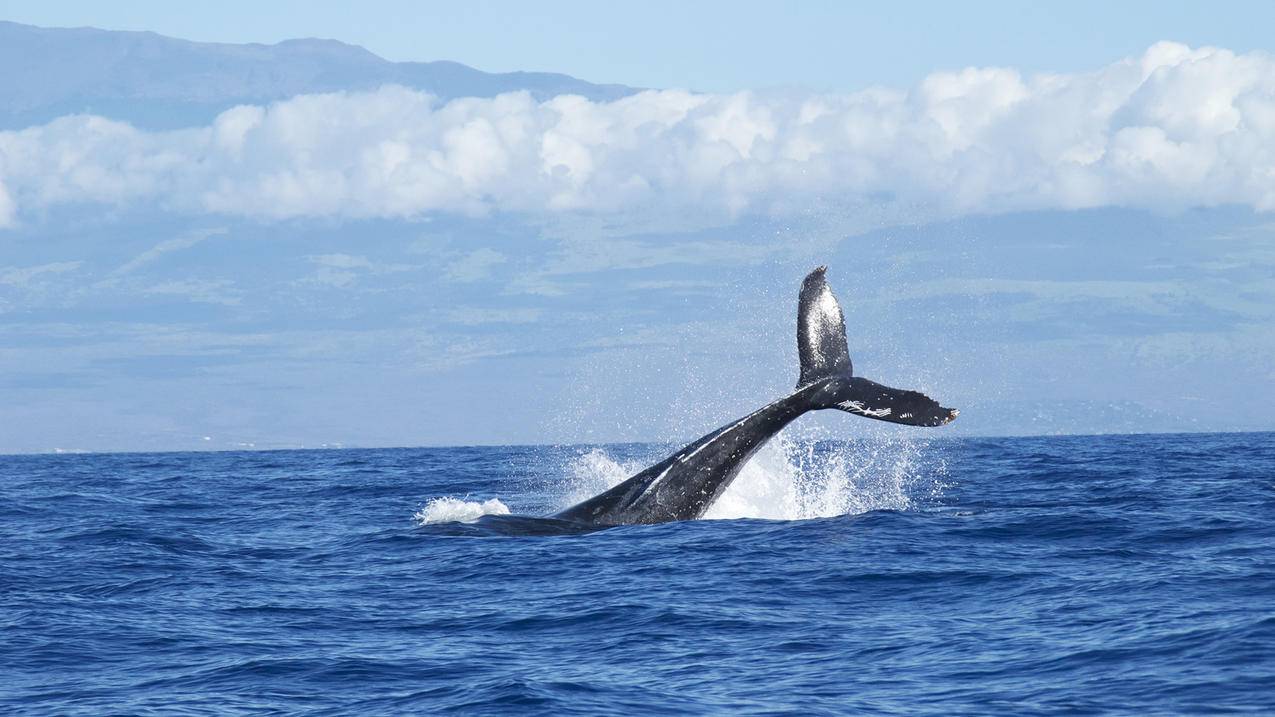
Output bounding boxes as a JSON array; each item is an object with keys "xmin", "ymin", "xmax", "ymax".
[{"xmin": 0, "ymin": 21, "xmax": 637, "ymax": 130}]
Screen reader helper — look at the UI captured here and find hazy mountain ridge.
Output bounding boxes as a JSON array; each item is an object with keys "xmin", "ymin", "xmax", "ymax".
[{"xmin": 0, "ymin": 21, "xmax": 637, "ymax": 129}]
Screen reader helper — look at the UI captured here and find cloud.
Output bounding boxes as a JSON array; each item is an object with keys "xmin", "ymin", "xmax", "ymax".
[
  {"xmin": 0, "ymin": 261, "xmax": 82, "ymax": 287},
  {"xmin": 447, "ymin": 307, "xmax": 541, "ymax": 325},
  {"xmin": 300, "ymin": 253, "xmax": 415, "ymax": 287},
  {"xmin": 0, "ymin": 179, "xmax": 14, "ymax": 228},
  {"xmin": 142, "ymin": 279, "xmax": 241, "ymax": 306},
  {"xmin": 2, "ymin": 42, "xmax": 1275, "ymax": 227},
  {"xmin": 446, "ymin": 248, "xmax": 507, "ymax": 282},
  {"xmin": 308, "ymin": 253, "xmax": 379, "ymax": 270},
  {"xmin": 112, "ymin": 228, "xmax": 227, "ymax": 275}
]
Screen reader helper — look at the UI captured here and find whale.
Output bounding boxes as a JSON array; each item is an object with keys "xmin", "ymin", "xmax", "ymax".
[{"xmin": 554, "ymin": 266, "xmax": 958, "ymax": 526}]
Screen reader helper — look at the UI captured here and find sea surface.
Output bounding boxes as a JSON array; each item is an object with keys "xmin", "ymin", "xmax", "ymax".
[{"xmin": 2, "ymin": 431, "xmax": 1273, "ymax": 715}]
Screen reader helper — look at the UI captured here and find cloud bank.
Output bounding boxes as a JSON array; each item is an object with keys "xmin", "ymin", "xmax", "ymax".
[{"xmin": 2, "ymin": 41, "xmax": 1275, "ymax": 228}]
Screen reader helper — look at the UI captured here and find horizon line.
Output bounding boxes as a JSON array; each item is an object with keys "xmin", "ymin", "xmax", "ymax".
[{"xmin": 4, "ymin": 427, "xmax": 1271, "ymax": 459}]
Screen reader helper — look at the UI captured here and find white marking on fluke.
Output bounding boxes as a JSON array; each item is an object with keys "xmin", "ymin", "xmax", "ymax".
[{"xmin": 837, "ymin": 399, "xmax": 892, "ymax": 418}]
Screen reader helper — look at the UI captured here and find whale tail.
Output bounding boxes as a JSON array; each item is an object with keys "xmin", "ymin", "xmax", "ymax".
[
  {"xmin": 796, "ymin": 266, "xmax": 958, "ymax": 427},
  {"xmin": 797, "ymin": 266, "xmax": 853, "ymax": 387}
]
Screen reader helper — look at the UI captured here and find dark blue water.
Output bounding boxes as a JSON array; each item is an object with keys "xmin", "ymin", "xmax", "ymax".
[{"xmin": 3, "ymin": 432, "xmax": 1273, "ymax": 715}]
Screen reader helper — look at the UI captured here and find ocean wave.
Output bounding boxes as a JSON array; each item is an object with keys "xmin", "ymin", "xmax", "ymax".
[
  {"xmin": 413, "ymin": 496, "xmax": 511, "ymax": 524},
  {"xmin": 4, "ymin": 434, "xmax": 1273, "ymax": 713}
]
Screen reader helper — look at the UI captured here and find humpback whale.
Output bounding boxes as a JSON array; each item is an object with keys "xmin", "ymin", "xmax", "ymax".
[{"xmin": 554, "ymin": 266, "xmax": 958, "ymax": 526}]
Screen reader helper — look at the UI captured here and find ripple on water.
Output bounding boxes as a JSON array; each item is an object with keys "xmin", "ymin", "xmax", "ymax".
[{"xmin": 0, "ymin": 433, "xmax": 1273, "ymax": 714}]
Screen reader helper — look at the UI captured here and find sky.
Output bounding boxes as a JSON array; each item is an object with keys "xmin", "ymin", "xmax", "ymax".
[
  {"xmin": 1, "ymin": 5, "xmax": 1274, "ymax": 453},
  {"xmin": 4, "ymin": 1, "xmax": 1275, "ymax": 92}
]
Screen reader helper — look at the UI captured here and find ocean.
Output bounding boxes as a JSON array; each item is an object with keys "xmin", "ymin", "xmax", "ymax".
[{"xmin": 2, "ymin": 431, "xmax": 1273, "ymax": 715}]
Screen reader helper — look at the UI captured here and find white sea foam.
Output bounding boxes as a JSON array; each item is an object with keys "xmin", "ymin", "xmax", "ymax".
[
  {"xmin": 414, "ymin": 496, "xmax": 510, "ymax": 525},
  {"xmin": 558, "ymin": 432, "xmax": 945, "ymax": 522}
]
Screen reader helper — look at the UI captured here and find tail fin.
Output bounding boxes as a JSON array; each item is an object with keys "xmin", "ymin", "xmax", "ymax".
[
  {"xmin": 796, "ymin": 266, "xmax": 959, "ymax": 427},
  {"xmin": 797, "ymin": 266, "xmax": 852, "ymax": 387},
  {"xmin": 830, "ymin": 377, "xmax": 959, "ymax": 427}
]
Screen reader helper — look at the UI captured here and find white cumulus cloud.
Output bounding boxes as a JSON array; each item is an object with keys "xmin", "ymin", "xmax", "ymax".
[
  {"xmin": 0, "ymin": 178, "xmax": 14, "ymax": 227},
  {"xmin": 2, "ymin": 41, "xmax": 1275, "ymax": 227}
]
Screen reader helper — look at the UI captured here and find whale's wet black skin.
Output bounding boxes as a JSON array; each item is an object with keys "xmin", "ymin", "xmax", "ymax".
[{"xmin": 555, "ymin": 266, "xmax": 958, "ymax": 526}]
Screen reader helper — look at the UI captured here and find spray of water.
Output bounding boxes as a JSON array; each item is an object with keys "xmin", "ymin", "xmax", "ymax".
[
  {"xmin": 552, "ymin": 428, "xmax": 947, "ymax": 522},
  {"xmin": 416, "ymin": 426, "xmax": 946, "ymax": 525},
  {"xmin": 414, "ymin": 497, "xmax": 510, "ymax": 525}
]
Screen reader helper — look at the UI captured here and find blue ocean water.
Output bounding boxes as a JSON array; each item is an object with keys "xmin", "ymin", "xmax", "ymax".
[{"xmin": 2, "ymin": 432, "xmax": 1273, "ymax": 715}]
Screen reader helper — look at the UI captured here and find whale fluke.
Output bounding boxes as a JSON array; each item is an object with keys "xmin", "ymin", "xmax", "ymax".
[
  {"xmin": 552, "ymin": 265, "xmax": 957, "ymax": 526},
  {"xmin": 797, "ymin": 265, "xmax": 852, "ymax": 387},
  {"xmin": 794, "ymin": 266, "xmax": 958, "ymax": 426},
  {"xmin": 822, "ymin": 376, "xmax": 959, "ymax": 427}
]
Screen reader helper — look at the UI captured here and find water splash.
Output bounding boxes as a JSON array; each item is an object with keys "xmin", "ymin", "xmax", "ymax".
[
  {"xmin": 557, "ymin": 448, "xmax": 649, "ymax": 508},
  {"xmin": 556, "ymin": 431, "xmax": 947, "ymax": 522},
  {"xmin": 414, "ymin": 497, "xmax": 510, "ymax": 525}
]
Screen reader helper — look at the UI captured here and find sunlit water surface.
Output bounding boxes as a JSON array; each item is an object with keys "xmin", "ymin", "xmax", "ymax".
[{"xmin": 3, "ymin": 432, "xmax": 1273, "ymax": 715}]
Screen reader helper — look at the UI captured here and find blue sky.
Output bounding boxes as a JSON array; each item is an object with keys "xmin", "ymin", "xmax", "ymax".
[
  {"xmin": 5, "ymin": 1, "xmax": 1275, "ymax": 91},
  {"xmin": 1, "ymin": 5, "xmax": 1274, "ymax": 452}
]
